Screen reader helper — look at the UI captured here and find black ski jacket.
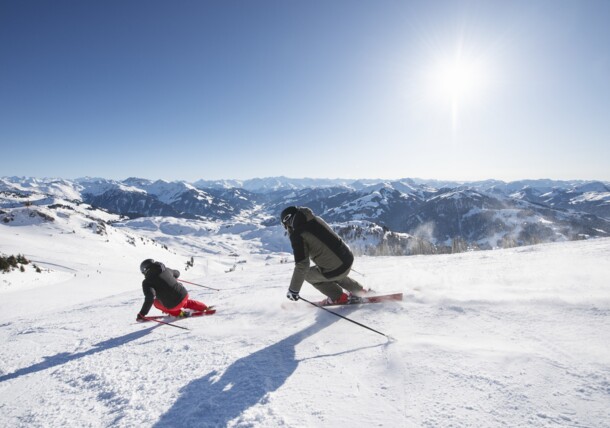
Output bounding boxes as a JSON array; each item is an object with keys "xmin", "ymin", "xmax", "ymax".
[{"xmin": 139, "ymin": 262, "xmax": 187, "ymax": 315}]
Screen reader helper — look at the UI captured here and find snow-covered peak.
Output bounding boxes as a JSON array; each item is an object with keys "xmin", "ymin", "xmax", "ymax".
[
  {"xmin": 429, "ymin": 188, "xmax": 484, "ymax": 202},
  {"xmin": 76, "ymin": 177, "xmax": 145, "ymax": 196},
  {"xmin": 237, "ymin": 177, "xmax": 357, "ymax": 193},
  {"xmin": 136, "ymin": 180, "xmax": 193, "ymax": 204},
  {"xmin": 78, "ymin": 177, "xmax": 207, "ymax": 204},
  {"xmin": 194, "ymin": 179, "xmax": 245, "ymax": 189},
  {"xmin": 570, "ymin": 181, "xmax": 610, "ymax": 194},
  {"xmin": 1, "ymin": 176, "xmax": 82, "ymax": 200}
]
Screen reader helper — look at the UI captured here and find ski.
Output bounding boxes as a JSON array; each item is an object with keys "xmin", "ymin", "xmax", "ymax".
[
  {"xmin": 144, "ymin": 307, "xmax": 216, "ymax": 320},
  {"xmin": 316, "ymin": 292, "xmax": 403, "ymax": 307}
]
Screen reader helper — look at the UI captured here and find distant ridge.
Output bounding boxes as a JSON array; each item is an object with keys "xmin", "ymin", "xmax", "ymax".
[{"xmin": 2, "ymin": 176, "xmax": 609, "ymax": 253}]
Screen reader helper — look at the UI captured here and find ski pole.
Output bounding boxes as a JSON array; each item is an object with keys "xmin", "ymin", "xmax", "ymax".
[
  {"xmin": 350, "ymin": 268, "xmax": 365, "ymax": 277},
  {"xmin": 299, "ymin": 297, "xmax": 393, "ymax": 340},
  {"xmin": 142, "ymin": 316, "xmax": 189, "ymax": 330},
  {"xmin": 178, "ymin": 279, "xmax": 220, "ymax": 291}
]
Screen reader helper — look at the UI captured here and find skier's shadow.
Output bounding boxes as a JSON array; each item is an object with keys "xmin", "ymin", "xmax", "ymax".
[
  {"xmin": 154, "ymin": 309, "xmax": 379, "ymax": 427},
  {"xmin": 0, "ymin": 327, "xmax": 155, "ymax": 383}
]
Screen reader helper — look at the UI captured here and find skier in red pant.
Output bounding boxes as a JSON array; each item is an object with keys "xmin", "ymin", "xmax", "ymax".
[{"xmin": 136, "ymin": 259, "xmax": 209, "ymax": 321}]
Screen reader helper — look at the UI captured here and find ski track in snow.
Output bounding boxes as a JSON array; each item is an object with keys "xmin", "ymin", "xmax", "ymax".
[{"xmin": 1, "ymin": 223, "xmax": 610, "ymax": 427}]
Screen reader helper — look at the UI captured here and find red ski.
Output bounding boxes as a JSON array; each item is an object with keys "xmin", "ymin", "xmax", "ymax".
[
  {"xmin": 145, "ymin": 307, "xmax": 216, "ymax": 320},
  {"xmin": 317, "ymin": 292, "xmax": 403, "ymax": 307}
]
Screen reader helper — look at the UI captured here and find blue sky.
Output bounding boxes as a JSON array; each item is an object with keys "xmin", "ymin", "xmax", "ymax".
[{"xmin": 1, "ymin": 0, "xmax": 609, "ymax": 182}]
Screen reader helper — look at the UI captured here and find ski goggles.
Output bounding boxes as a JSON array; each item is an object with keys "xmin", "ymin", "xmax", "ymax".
[{"xmin": 282, "ymin": 213, "xmax": 295, "ymax": 230}]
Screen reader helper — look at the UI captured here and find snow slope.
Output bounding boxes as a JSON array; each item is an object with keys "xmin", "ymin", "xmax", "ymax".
[{"xmin": 1, "ymin": 217, "xmax": 610, "ymax": 427}]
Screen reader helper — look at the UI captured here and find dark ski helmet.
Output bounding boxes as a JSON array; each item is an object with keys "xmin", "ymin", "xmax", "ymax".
[
  {"xmin": 140, "ymin": 259, "xmax": 155, "ymax": 275},
  {"xmin": 280, "ymin": 206, "xmax": 298, "ymax": 230}
]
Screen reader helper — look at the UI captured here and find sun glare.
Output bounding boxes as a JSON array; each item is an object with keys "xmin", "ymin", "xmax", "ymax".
[
  {"xmin": 425, "ymin": 48, "xmax": 491, "ymax": 133},
  {"xmin": 435, "ymin": 58, "xmax": 485, "ymax": 99}
]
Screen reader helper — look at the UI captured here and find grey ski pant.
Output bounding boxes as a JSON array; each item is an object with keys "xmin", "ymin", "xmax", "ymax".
[{"xmin": 305, "ymin": 266, "xmax": 365, "ymax": 300}]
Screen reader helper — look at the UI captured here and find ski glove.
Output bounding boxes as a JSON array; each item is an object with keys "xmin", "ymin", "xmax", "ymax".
[
  {"xmin": 136, "ymin": 313, "xmax": 146, "ymax": 322},
  {"xmin": 286, "ymin": 288, "xmax": 300, "ymax": 301}
]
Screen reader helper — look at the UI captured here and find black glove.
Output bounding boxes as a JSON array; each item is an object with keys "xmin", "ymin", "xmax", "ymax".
[
  {"xmin": 136, "ymin": 313, "xmax": 146, "ymax": 322},
  {"xmin": 286, "ymin": 288, "xmax": 300, "ymax": 301}
]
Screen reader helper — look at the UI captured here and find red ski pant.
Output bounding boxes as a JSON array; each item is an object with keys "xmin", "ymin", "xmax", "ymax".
[{"xmin": 153, "ymin": 294, "xmax": 207, "ymax": 316}]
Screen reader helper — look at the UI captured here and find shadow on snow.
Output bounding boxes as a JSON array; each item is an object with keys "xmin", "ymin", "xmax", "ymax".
[
  {"xmin": 0, "ymin": 327, "xmax": 156, "ymax": 383},
  {"xmin": 154, "ymin": 308, "xmax": 383, "ymax": 427}
]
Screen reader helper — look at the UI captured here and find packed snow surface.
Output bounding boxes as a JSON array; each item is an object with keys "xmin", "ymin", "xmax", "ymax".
[{"xmin": 1, "ymin": 219, "xmax": 609, "ymax": 427}]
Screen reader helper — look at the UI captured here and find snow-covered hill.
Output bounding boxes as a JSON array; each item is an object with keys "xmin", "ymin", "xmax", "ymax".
[{"xmin": 1, "ymin": 212, "xmax": 609, "ymax": 427}]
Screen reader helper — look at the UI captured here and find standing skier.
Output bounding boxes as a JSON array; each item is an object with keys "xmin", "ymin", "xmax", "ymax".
[
  {"xmin": 281, "ymin": 206, "xmax": 368, "ymax": 305},
  {"xmin": 136, "ymin": 259, "xmax": 209, "ymax": 321}
]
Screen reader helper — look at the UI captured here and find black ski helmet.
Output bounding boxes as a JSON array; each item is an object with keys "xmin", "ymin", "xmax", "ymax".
[
  {"xmin": 140, "ymin": 259, "xmax": 155, "ymax": 275},
  {"xmin": 280, "ymin": 206, "xmax": 298, "ymax": 229}
]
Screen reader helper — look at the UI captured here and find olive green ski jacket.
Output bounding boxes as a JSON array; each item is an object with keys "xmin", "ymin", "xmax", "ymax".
[{"xmin": 287, "ymin": 207, "xmax": 354, "ymax": 293}]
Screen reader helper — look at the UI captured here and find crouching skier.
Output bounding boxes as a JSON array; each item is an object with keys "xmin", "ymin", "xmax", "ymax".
[
  {"xmin": 281, "ymin": 206, "xmax": 370, "ymax": 305},
  {"xmin": 136, "ymin": 259, "xmax": 209, "ymax": 322}
]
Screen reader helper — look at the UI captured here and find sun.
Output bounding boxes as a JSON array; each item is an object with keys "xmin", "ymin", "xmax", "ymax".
[
  {"xmin": 425, "ymin": 49, "xmax": 491, "ymax": 132},
  {"xmin": 435, "ymin": 57, "xmax": 485, "ymax": 99}
]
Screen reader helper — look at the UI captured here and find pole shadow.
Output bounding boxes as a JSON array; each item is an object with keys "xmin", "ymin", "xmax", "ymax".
[
  {"xmin": 154, "ymin": 307, "xmax": 381, "ymax": 427},
  {"xmin": 0, "ymin": 326, "xmax": 156, "ymax": 383}
]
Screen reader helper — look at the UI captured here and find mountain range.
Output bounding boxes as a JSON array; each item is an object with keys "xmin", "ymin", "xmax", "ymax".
[{"xmin": 1, "ymin": 176, "xmax": 609, "ymax": 254}]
